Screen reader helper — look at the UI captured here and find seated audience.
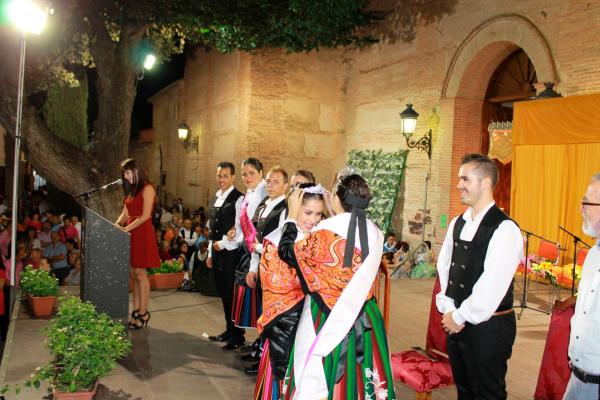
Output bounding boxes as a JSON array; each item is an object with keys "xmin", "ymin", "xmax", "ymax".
[
  {"xmin": 44, "ymin": 231, "xmax": 69, "ymax": 285},
  {"xmin": 64, "ymin": 255, "xmax": 81, "ymax": 286}
]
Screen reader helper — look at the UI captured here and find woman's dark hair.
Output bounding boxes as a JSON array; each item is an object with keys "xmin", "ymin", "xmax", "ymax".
[
  {"xmin": 293, "ymin": 170, "xmax": 315, "ymax": 184},
  {"xmin": 121, "ymin": 158, "xmax": 149, "ymax": 196},
  {"xmin": 298, "ymin": 182, "xmax": 324, "ymax": 204},
  {"xmin": 398, "ymin": 241, "xmax": 409, "ymax": 252},
  {"xmin": 334, "ymin": 174, "xmax": 371, "ymax": 212},
  {"xmin": 241, "ymin": 157, "xmax": 264, "ymax": 173}
]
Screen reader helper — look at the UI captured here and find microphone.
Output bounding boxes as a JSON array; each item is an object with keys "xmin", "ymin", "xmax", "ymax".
[
  {"xmin": 74, "ymin": 179, "xmax": 123, "ymax": 199},
  {"xmin": 101, "ymin": 179, "xmax": 123, "ymax": 190}
]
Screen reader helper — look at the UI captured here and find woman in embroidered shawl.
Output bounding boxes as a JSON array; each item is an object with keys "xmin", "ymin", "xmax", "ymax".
[
  {"xmin": 231, "ymin": 157, "xmax": 267, "ymax": 329},
  {"xmin": 254, "ymin": 183, "xmax": 325, "ymax": 400},
  {"xmin": 277, "ymin": 170, "xmax": 396, "ymax": 400}
]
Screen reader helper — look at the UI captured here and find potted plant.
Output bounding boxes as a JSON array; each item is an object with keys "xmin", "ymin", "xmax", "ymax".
[
  {"xmin": 20, "ymin": 265, "xmax": 59, "ymax": 317},
  {"xmin": 147, "ymin": 259, "xmax": 184, "ymax": 289},
  {"xmin": 1, "ymin": 296, "xmax": 131, "ymax": 399}
]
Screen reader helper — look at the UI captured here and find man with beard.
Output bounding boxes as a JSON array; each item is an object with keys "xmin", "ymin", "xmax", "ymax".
[
  {"xmin": 559, "ymin": 173, "xmax": 600, "ymax": 400},
  {"xmin": 436, "ymin": 153, "xmax": 523, "ymax": 399}
]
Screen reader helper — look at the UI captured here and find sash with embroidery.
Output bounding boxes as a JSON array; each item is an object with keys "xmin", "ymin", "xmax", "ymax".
[
  {"xmin": 290, "ymin": 213, "xmax": 384, "ymax": 400},
  {"xmin": 257, "ymin": 226, "xmax": 305, "ymax": 334}
]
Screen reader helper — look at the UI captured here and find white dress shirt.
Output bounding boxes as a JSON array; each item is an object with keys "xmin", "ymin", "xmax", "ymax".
[
  {"xmin": 436, "ymin": 201, "xmax": 523, "ymax": 326},
  {"xmin": 208, "ymin": 185, "xmax": 243, "ymax": 258},
  {"xmin": 249, "ymin": 195, "xmax": 287, "ymax": 273},
  {"xmin": 224, "ymin": 180, "xmax": 267, "ymax": 248},
  {"xmin": 179, "ymin": 227, "xmax": 198, "ymax": 247},
  {"xmin": 568, "ymin": 242, "xmax": 600, "ymax": 374}
]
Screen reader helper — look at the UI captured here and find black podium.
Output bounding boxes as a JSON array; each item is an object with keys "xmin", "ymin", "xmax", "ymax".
[{"xmin": 81, "ymin": 207, "xmax": 130, "ymax": 323}]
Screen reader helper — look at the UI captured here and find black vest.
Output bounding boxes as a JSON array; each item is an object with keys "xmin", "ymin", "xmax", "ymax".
[
  {"xmin": 445, "ymin": 205, "xmax": 516, "ymax": 312},
  {"xmin": 208, "ymin": 187, "xmax": 244, "ymax": 241},
  {"xmin": 254, "ymin": 197, "xmax": 287, "ymax": 243}
]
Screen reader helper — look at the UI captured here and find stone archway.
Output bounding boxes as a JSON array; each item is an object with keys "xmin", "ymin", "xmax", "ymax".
[{"xmin": 440, "ymin": 14, "xmax": 557, "ymax": 218}]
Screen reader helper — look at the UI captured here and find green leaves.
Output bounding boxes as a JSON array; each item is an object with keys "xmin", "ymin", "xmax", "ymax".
[
  {"xmin": 347, "ymin": 149, "xmax": 408, "ymax": 232},
  {"xmin": 147, "ymin": 259, "xmax": 184, "ymax": 275},
  {"xmin": 20, "ymin": 266, "xmax": 59, "ymax": 297},
  {"xmin": 12, "ymin": 296, "xmax": 134, "ymax": 393}
]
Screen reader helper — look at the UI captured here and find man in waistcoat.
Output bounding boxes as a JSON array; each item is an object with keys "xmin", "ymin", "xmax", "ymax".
[
  {"xmin": 243, "ymin": 166, "xmax": 289, "ymax": 375},
  {"xmin": 436, "ymin": 153, "xmax": 523, "ymax": 399},
  {"xmin": 207, "ymin": 161, "xmax": 246, "ymax": 349}
]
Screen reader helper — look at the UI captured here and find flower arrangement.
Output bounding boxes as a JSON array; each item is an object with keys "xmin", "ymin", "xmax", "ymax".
[
  {"xmin": 147, "ymin": 259, "xmax": 183, "ymax": 275},
  {"xmin": 1, "ymin": 296, "xmax": 131, "ymax": 396},
  {"xmin": 529, "ymin": 261, "xmax": 583, "ymax": 288},
  {"xmin": 530, "ymin": 261, "xmax": 560, "ymax": 285},
  {"xmin": 20, "ymin": 265, "xmax": 59, "ymax": 297}
]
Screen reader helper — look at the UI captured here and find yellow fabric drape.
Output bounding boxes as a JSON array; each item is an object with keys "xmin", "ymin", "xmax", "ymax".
[
  {"xmin": 513, "ymin": 93, "xmax": 600, "ymax": 145},
  {"xmin": 511, "ymin": 143, "xmax": 600, "ymax": 263}
]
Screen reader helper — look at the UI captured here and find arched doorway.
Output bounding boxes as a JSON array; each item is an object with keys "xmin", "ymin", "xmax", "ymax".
[
  {"xmin": 440, "ymin": 14, "xmax": 557, "ymax": 219},
  {"xmin": 482, "ymin": 49, "xmax": 538, "ymax": 213}
]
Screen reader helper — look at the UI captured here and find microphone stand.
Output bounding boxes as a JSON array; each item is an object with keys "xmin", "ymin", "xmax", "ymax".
[
  {"xmin": 518, "ymin": 229, "xmax": 552, "ymax": 317},
  {"xmin": 559, "ymin": 226, "xmax": 591, "ymax": 296},
  {"xmin": 74, "ymin": 187, "xmax": 101, "ymax": 200}
]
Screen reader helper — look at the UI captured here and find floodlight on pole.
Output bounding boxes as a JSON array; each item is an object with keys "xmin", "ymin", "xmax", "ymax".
[
  {"xmin": 8, "ymin": 0, "xmax": 48, "ymax": 35},
  {"xmin": 144, "ymin": 54, "xmax": 156, "ymax": 70},
  {"xmin": 8, "ymin": 0, "xmax": 48, "ymax": 290}
]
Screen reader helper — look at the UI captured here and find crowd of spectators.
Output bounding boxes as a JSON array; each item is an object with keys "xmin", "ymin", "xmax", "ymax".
[
  {"xmin": 153, "ymin": 199, "xmax": 210, "ymax": 291},
  {"xmin": 0, "ymin": 190, "xmax": 83, "ymax": 344}
]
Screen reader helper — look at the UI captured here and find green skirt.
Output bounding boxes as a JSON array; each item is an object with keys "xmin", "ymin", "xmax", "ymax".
[{"xmin": 283, "ymin": 297, "xmax": 396, "ymax": 400}]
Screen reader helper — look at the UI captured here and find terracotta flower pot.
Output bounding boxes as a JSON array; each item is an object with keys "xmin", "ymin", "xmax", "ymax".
[
  {"xmin": 27, "ymin": 295, "xmax": 56, "ymax": 317},
  {"xmin": 53, "ymin": 380, "xmax": 98, "ymax": 400},
  {"xmin": 149, "ymin": 272, "xmax": 184, "ymax": 290}
]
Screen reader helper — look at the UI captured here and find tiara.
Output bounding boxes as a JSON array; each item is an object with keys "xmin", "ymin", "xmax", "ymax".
[
  {"xmin": 302, "ymin": 184, "xmax": 326, "ymax": 195},
  {"xmin": 336, "ymin": 165, "xmax": 360, "ymax": 180}
]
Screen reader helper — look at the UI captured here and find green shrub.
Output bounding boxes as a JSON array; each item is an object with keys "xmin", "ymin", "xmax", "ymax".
[
  {"xmin": 2, "ymin": 296, "xmax": 132, "ymax": 394},
  {"xmin": 20, "ymin": 265, "xmax": 59, "ymax": 297},
  {"xmin": 147, "ymin": 259, "xmax": 183, "ymax": 275}
]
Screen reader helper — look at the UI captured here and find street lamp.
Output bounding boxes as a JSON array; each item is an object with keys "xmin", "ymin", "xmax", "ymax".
[
  {"xmin": 7, "ymin": 0, "xmax": 49, "ymax": 290},
  {"xmin": 536, "ymin": 82, "xmax": 562, "ymax": 99},
  {"xmin": 399, "ymin": 103, "xmax": 433, "ymax": 245},
  {"xmin": 178, "ymin": 122, "xmax": 198, "ymax": 153},
  {"xmin": 399, "ymin": 103, "xmax": 432, "ymax": 160}
]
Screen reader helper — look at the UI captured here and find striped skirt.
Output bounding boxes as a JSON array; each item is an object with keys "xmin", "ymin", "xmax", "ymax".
[
  {"xmin": 231, "ymin": 282, "xmax": 262, "ymax": 329},
  {"xmin": 283, "ymin": 297, "xmax": 397, "ymax": 400},
  {"xmin": 254, "ymin": 339, "xmax": 285, "ymax": 400}
]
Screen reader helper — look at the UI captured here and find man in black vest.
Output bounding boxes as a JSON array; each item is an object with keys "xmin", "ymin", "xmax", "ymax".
[
  {"xmin": 243, "ymin": 166, "xmax": 289, "ymax": 375},
  {"xmin": 207, "ymin": 161, "xmax": 245, "ymax": 349},
  {"xmin": 436, "ymin": 153, "xmax": 523, "ymax": 399}
]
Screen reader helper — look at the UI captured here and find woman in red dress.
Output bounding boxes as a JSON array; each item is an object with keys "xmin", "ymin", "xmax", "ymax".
[{"xmin": 115, "ymin": 159, "xmax": 160, "ymax": 329}]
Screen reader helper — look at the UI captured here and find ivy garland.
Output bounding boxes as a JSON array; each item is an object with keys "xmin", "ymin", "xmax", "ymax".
[{"xmin": 347, "ymin": 149, "xmax": 408, "ymax": 232}]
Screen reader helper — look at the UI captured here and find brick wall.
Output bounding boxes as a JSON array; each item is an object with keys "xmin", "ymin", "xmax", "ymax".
[{"xmin": 144, "ymin": 0, "xmax": 600, "ymax": 253}]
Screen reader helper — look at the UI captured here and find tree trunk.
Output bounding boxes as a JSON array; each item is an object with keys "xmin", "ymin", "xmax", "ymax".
[{"xmin": 0, "ymin": 25, "xmax": 142, "ymax": 221}]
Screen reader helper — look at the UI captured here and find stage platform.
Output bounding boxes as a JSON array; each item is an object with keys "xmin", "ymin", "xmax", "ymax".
[{"xmin": 0, "ymin": 279, "xmax": 552, "ymax": 399}]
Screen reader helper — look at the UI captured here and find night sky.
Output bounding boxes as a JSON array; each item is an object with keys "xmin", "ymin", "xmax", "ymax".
[{"xmin": 131, "ymin": 52, "xmax": 186, "ymax": 136}]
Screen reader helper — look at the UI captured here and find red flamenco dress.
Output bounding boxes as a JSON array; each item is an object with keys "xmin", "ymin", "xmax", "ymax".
[{"xmin": 124, "ymin": 184, "xmax": 160, "ymax": 269}]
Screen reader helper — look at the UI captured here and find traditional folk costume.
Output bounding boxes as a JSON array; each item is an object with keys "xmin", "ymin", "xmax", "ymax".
[
  {"xmin": 277, "ymin": 203, "xmax": 396, "ymax": 400},
  {"xmin": 207, "ymin": 185, "xmax": 245, "ymax": 343},
  {"xmin": 231, "ymin": 180, "xmax": 267, "ymax": 328},
  {"xmin": 254, "ymin": 224, "xmax": 306, "ymax": 400},
  {"xmin": 436, "ymin": 202, "xmax": 523, "ymax": 399}
]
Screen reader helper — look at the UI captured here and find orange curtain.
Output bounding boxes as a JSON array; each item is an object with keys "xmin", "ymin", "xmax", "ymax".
[
  {"xmin": 511, "ymin": 94, "xmax": 600, "ymax": 263},
  {"xmin": 513, "ymin": 93, "xmax": 600, "ymax": 145}
]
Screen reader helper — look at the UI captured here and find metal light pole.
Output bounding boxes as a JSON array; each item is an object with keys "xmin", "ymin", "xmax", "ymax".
[
  {"xmin": 7, "ymin": 0, "xmax": 49, "ymax": 288},
  {"xmin": 9, "ymin": 33, "xmax": 27, "ymax": 288},
  {"xmin": 399, "ymin": 103, "xmax": 433, "ymax": 244}
]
